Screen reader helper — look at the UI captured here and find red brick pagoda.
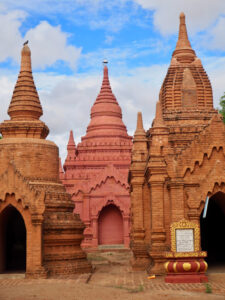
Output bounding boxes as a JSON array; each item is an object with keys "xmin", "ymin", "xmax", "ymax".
[
  {"xmin": 61, "ymin": 64, "xmax": 132, "ymax": 248},
  {"xmin": 0, "ymin": 44, "xmax": 92, "ymax": 277},
  {"xmin": 129, "ymin": 12, "xmax": 225, "ymax": 275}
]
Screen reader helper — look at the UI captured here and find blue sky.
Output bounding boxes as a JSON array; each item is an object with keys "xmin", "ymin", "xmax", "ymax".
[{"xmin": 0, "ymin": 0, "xmax": 225, "ymax": 160}]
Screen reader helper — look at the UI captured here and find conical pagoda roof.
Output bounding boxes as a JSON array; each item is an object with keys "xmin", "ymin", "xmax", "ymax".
[
  {"xmin": 0, "ymin": 43, "xmax": 49, "ymax": 139},
  {"xmin": 160, "ymin": 12, "xmax": 214, "ymax": 115},
  {"xmin": 82, "ymin": 64, "xmax": 130, "ymax": 142},
  {"xmin": 8, "ymin": 44, "xmax": 43, "ymax": 120}
]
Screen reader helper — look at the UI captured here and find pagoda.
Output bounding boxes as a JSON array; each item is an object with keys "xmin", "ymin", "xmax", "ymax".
[
  {"xmin": 129, "ymin": 13, "xmax": 225, "ymax": 274},
  {"xmin": 0, "ymin": 44, "xmax": 92, "ymax": 277},
  {"xmin": 61, "ymin": 64, "xmax": 132, "ymax": 248}
]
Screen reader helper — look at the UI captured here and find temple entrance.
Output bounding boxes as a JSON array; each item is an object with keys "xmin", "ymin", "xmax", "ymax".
[
  {"xmin": 0, "ymin": 205, "xmax": 26, "ymax": 272},
  {"xmin": 200, "ymin": 192, "xmax": 225, "ymax": 268},
  {"xmin": 98, "ymin": 204, "xmax": 124, "ymax": 245}
]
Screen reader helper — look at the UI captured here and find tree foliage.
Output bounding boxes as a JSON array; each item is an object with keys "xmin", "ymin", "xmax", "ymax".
[{"xmin": 219, "ymin": 93, "xmax": 225, "ymax": 124}]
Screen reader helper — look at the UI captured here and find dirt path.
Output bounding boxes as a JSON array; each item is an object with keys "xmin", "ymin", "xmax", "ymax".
[{"xmin": 0, "ymin": 251, "xmax": 225, "ymax": 300}]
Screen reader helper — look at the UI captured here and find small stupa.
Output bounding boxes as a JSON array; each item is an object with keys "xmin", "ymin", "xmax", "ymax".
[{"xmin": 0, "ymin": 43, "xmax": 92, "ymax": 277}]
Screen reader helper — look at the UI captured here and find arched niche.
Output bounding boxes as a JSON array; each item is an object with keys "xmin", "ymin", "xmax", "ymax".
[
  {"xmin": 200, "ymin": 191, "xmax": 225, "ymax": 267},
  {"xmin": 98, "ymin": 204, "xmax": 124, "ymax": 245},
  {"xmin": 0, "ymin": 204, "xmax": 26, "ymax": 272}
]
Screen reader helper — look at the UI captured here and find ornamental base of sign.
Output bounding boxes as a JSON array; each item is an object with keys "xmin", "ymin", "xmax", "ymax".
[
  {"xmin": 165, "ymin": 273, "xmax": 208, "ymax": 283},
  {"xmin": 164, "ymin": 256, "xmax": 208, "ymax": 283}
]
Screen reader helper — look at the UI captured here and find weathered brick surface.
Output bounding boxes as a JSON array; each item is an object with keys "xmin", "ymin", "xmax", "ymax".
[
  {"xmin": 129, "ymin": 13, "xmax": 225, "ymax": 274},
  {"xmin": 0, "ymin": 44, "xmax": 92, "ymax": 278}
]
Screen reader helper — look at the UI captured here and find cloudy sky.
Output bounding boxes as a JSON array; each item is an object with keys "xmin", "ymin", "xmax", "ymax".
[{"xmin": 0, "ymin": 0, "xmax": 225, "ymax": 161}]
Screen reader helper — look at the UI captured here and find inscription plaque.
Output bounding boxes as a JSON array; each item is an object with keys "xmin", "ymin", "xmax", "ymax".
[{"xmin": 175, "ymin": 229, "xmax": 194, "ymax": 252}]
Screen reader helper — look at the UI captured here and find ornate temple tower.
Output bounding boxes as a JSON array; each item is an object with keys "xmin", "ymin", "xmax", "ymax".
[
  {"xmin": 129, "ymin": 13, "xmax": 225, "ymax": 273},
  {"xmin": 62, "ymin": 64, "xmax": 132, "ymax": 248},
  {"xmin": 0, "ymin": 44, "xmax": 92, "ymax": 277}
]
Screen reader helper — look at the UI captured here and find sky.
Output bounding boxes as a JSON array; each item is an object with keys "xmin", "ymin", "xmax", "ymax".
[{"xmin": 0, "ymin": 0, "xmax": 225, "ymax": 162}]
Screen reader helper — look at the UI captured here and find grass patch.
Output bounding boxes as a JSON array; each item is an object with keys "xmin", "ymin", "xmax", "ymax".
[
  {"xmin": 87, "ymin": 254, "xmax": 108, "ymax": 261},
  {"xmin": 112, "ymin": 284, "xmax": 144, "ymax": 293},
  {"xmin": 205, "ymin": 283, "xmax": 212, "ymax": 293}
]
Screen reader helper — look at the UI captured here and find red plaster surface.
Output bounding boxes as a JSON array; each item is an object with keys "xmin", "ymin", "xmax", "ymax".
[
  {"xmin": 61, "ymin": 65, "xmax": 132, "ymax": 248},
  {"xmin": 98, "ymin": 204, "xmax": 123, "ymax": 245}
]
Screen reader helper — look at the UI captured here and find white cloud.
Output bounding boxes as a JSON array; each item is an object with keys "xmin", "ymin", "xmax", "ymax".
[
  {"xmin": 134, "ymin": 0, "xmax": 225, "ymax": 35},
  {"xmin": 2, "ymin": 0, "xmax": 138, "ymax": 32},
  {"xmin": 104, "ymin": 35, "xmax": 114, "ymax": 45},
  {"xmin": 0, "ymin": 8, "xmax": 81, "ymax": 70},
  {"xmin": 25, "ymin": 21, "xmax": 81, "ymax": 70},
  {"xmin": 0, "ymin": 9, "xmax": 25, "ymax": 63},
  {"xmin": 199, "ymin": 17, "xmax": 225, "ymax": 51}
]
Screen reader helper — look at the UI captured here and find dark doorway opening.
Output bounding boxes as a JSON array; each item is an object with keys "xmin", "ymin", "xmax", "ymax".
[
  {"xmin": 200, "ymin": 192, "xmax": 225, "ymax": 268},
  {"xmin": 0, "ymin": 205, "xmax": 26, "ymax": 272}
]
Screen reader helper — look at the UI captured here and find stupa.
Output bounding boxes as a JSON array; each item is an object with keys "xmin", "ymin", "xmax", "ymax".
[
  {"xmin": 61, "ymin": 64, "xmax": 132, "ymax": 248},
  {"xmin": 0, "ymin": 44, "xmax": 92, "ymax": 277},
  {"xmin": 129, "ymin": 13, "xmax": 225, "ymax": 274}
]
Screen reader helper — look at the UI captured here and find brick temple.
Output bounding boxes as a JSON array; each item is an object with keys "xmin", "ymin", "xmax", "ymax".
[
  {"xmin": 61, "ymin": 64, "xmax": 132, "ymax": 248},
  {"xmin": 0, "ymin": 44, "xmax": 92, "ymax": 277},
  {"xmin": 129, "ymin": 13, "xmax": 225, "ymax": 274}
]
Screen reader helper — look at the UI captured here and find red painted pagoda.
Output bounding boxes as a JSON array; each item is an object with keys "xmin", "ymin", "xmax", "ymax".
[{"xmin": 61, "ymin": 64, "xmax": 132, "ymax": 248}]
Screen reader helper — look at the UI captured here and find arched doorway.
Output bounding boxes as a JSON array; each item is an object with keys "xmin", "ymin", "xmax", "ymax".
[
  {"xmin": 200, "ymin": 192, "xmax": 225, "ymax": 266},
  {"xmin": 0, "ymin": 205, "xmax": 26, "ymax": 272},
  {"xmin": 98, "ymin": 204, "xmax": 124, "ymax": 245}
]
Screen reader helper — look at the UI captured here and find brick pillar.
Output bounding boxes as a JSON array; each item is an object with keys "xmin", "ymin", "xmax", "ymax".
[
  {"xmin": 123, "ymin": 215, "xmax": 130, "ymax": 247},
  {"xmin": 26, "ymin": 214, "xmax": 47, "ymax": 278},
  {"xmin": 130, "ymin": 179, "xmax": 151, "ymax": 270},
  {"xmin": 169, "ymin": 182, "xmax": 185, "ymax": 222},
  {"xmin": 82, "ymin": 195, "xmax": 91, "ymax": 247},
  {"xmin": 92, "ymin": 216, "xmax": 98, "ymax": 247},
  {"xmin": 149, "ymin": 181, "xmax": 166, "ymax": 274}
]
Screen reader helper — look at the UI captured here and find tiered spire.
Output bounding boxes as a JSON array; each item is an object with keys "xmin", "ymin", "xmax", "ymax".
[
  {"xmin": 160, "ymin": 12, "xmax": 214, "ymax": 113},
  {"xmin": 172, "ymin": 12, "xmax": 196, "ymax": 63},
  {"xmin": 95, "ymin": 65, "xmax": 119, "ymax": 104},
  {"xmin": 83, "ymin": 64, "xmax": 130, "ymax": 141},
  {"xmin": 8, "ymin": 43, "xmax": 43, "ymax": 120},
  {"xmin": 0, "ymin": 43, "xmax": 49, "ymax": 139},
  {"xmin": 153, "ymin": 100, "xmax": 164, "ymax": 127},
  {"xmin": 66, "ymin": 130, "xmax": 76, "ymax": 160},
  {"xmin": 134, "ymin": 112, "xmax": 145, "ymax": 138}
]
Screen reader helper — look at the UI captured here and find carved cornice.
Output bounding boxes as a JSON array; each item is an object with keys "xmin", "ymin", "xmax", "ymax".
[{"xmin": 0, "ymin": 161, "xmax": 45, "ymax": 215}]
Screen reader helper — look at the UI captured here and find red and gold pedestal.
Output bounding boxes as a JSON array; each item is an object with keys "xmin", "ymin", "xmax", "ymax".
[{"xmin": 164, "ymin": 252, "xmax": 208, "ymax": 283}]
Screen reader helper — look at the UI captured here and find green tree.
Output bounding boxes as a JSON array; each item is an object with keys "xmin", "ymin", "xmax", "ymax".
[{"xmin": 219, "ymin": 93, "xmax": 225, "ymax": 124}]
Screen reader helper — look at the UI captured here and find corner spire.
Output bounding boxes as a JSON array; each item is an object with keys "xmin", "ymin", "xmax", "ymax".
[
  {"xmin": 66, "ymin": 130, "xmax": 76, "ymax": 161},
  {"xmin": 8, "ymin": 43, "xmax": 43, "ymax": 121},
  {"xmin": 153, "ymin": 100, "xmax": 164, "ymax": 127},
  {"xmin": 67, "ymin": 130, "xmax": 76, "ymax": 150},
  {"xmin": 172, "ymin": 12, "xmax": 196, "ymax": 62},
  {"xmin": 134, "ymin": 112, "xmax": 146, "ymax": 138}
]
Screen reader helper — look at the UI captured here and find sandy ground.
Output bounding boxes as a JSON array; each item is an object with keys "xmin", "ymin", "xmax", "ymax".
[{"xmin": 0, "ymin": 251, "xmax": 225, "ymax": 300}]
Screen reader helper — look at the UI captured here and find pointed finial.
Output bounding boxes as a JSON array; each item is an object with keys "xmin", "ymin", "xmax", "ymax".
[
  {"xmin": 172, "ymin": 12, "xmax": 195, "ymax": 62},
  {"xmin": 94, "ymin": 60, "xmax": 117, "ymax": 103},
  {"xmin": 7, "ymin": 43, "xmax": 43, "ymax": 121},
  {"xmin": 66, "ymin": 130, "xmax": 76, "ymax": 161},
  {"xmin": 153, "ymin": 100, "xmax": 164, "ymax": 127},
  {"xmin": 134, "ymin": 112, "xmax": 145, "ymax": 137},
  {"xmin": 23, "ymin": 40, "xmax": 29, "ymax": 46},
  {"xmin": 67, "ymin": 130, "xmax": 76, "ymax": 148}
]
